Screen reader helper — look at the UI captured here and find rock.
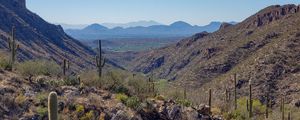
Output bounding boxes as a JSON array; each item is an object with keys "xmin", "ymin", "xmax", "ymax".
[
  {"xmin": 219, "ymin": 22, "xmax": 233, "ymax": 30},
  {"xmin": 168, "ymin": 105, "xmax": 182, "ymax": 120},
  {"xmin": 295, "ymin": 100, "xmax": 300, "ymax": 107},
  {"xmin": 102, "ymin": 92, "xmax": 112, "ymax": 100},
  {"xmin": 111, "ymin": 110, "xmax": 130, "ymax": 120},
  {"xmin": 197, "ymin": 104, "xmax": 211, "ymax": 116},
  {"xmin": 35, "ymin": 76, "xmax": 48, "ymax": 86},
  {"xmin": 115, "ymin": 103, "xmax": 126, "ymax": 110}
]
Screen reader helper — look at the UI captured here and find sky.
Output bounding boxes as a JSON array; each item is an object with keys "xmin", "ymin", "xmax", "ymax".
[{"xmin": 26, "ymin": 0, "xmax": 300, "ymax": 25}]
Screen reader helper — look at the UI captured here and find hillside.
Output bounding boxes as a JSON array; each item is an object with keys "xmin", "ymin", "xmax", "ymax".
[
  {"xmin": 65, "ymin": 21, "xmax": 224, "ymax": 40},
  {"xmin": 128, "ymin": 4, "xmax": 300, "ymax": 106},
  {"xmin": 0, "ymin": 0, "xmax": 95, "ymax": 71}
]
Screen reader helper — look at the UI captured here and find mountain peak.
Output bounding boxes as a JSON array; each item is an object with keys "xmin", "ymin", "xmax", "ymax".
[
  {"xmin": 84, "ymin": 23, "xmax": 108, "ymax": 31},
  {"xmin": 170, "ymin": 21, "xmax": 192, "ymax": 27}
]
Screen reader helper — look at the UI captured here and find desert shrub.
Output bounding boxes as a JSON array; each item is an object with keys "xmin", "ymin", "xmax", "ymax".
[
  {"xmin": 16, "ymin": 59, "xmax": 61, "ymax": 77},
  {"xmin": 63, "ymin": 75, "xmax": 80, "ymax": 86},
  {"xmin": 125, "ymin": 96, "xmax": 141, "ymax": 110},
  {"xmin": 80, "ymin": 110, "xmax": 95, "ymax": 120},
  {"xmin": 0, "ymin": 52, "xmax": 11, "ymax": 69},
  {"xmin": 36, "ymin": 106, "xmax": 48, "ymax": 117},
  {"xmin": 224, "ymin": 97, "xmax": 266, "ymax": 120},
  {"xmin": 176, "ymin": 99, "xmax": 192, "ymax": 107},
  {"xmin": 15, "ymin": 94, "xmax": 26, "ymax": 105},
  {"xmin": 127, "ymin": 76, "xmax": 154, "ymax": 99},
  {"xmin": 81, "ymin": 70, "xmax": 128, "ymax": 93},
  {"xmin": 76, "ymin": 105, "xmax": 85, "ymax": 113},
  {"xmin": 116, "ymin": 93, "xmax": 129, "ymax": 103},
  {"xmin": 36, "ymin": 92, "xmax": 48, "ymax": 104}
]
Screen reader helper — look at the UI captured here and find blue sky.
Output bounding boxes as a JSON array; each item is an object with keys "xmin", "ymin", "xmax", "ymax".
[{"xmin": 26, "ymin": 0, "xmax": 299, "ymax": 25}]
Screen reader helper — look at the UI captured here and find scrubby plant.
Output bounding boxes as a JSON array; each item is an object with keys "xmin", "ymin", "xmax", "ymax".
[
  {"xmin": 116, "ymin": 93, "xmax": 129, "ymax": 103},
  {"xmin": 176, "ymin": 99, "xmax": 192, "ymax": 107},
  {"xmin": 16, "ymin": 59, "xmax": 61, "ymax": 77},
  {"xmin": 63, "ymin": 75, "xmax": 80, "ymax": 86},
  {"xmin": 224, "ymin": 97, "xmax": 266, "ymax": 120},
  {"xmin": 125, "ymin": 96, "xmax": 141, "ymax": 110},
  {"xmin": 48, "ymin": 92, "xmax": 58, "ymax": 120},
  {"xmin": 80, "ymin": 110, "xmax": 95, "ymax": 120},
  {"xmin": 37, "ymin": 106, "xmax": 48, "ymax": 118},
  {"xmin": 75, "ymin": 105, "xmax": 85, "ymax": 113},
  {"xmin": 0, "ymin": 51, "xmax": 11, "ymax": 69}
]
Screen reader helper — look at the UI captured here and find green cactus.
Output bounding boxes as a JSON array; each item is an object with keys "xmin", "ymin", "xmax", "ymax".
[
  {"xmin": 95, "ymin": 40, "xmax": 105, "ymax": 78},
  {"xmin": 48, "ymin": 92, "xmax": 58, "ymax": 120},
  {"xmin": 265, "ymin": 93, "xmax": 269, "ymax": 118},
  {"xmin": 8, "ymin": 26, "xmax": 19, "ymax": 70},
  {"xmin": 281, "ymin": 97, "xmax": 285, "ymax": 120},
  {"xmin": 183, "ymin": 87, "xmax": 187, "ymax": 99},
  {"xmin": 62, "ymin": 59, "xmax": 70, "ymax": 76},
  {"xmin": 208, "ymin": 88, "xmax": 212, "ymax": 113},
  {"xmin": 249, "ymin": 79, "xmax": 253, "ymax": 118},
  {"xmin": 233, "ymin": 74, "xmax": 237, "ymax": 110}
]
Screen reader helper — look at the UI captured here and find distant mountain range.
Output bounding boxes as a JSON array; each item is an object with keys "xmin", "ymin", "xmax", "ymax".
[
  {"xmin": 65, "ymin": 21, "xmax": 237, "ymax": 40},
  {"xmin": 102, "ymin": 20, "xmax": 163, "ymax": 28}
]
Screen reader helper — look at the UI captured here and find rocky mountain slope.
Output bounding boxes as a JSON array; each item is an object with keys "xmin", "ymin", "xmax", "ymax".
[
  {"xmin": 128, "ymin": 4, "xmax": 300, "ymax": 105},
  {"xmin": 0, "ymin": 0, "xmax": 95, "ymax": 71}
]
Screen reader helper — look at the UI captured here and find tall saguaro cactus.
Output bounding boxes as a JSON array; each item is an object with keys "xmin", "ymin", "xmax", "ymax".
[
  {"xmin": 96, "ymin": 40, "xmax": 105, "ymax": 78},
  {"xmin": 8, "ymin": 26, "xmax": 19, "ymax": 70},
  {"xmin": 249, "ymin": 79, "xmax": 253, "ymax": 118},
  {"xmin": 208, "ymin": 88, "xmax": 212, "ymax": 113},
  {"xmin": 281, "ymin": 97, "xmax": 285, "ymax": 120},
  {"xmin": 63, "ymin": 59, "xmax": 70, "ymax": 76},
  {"xmin": 48, "ymin": 92, "xmax": 58, "ymax": 120},
  {"xmin": 233, "ymin": 74, "xmax": 237, "ymax": 110}
]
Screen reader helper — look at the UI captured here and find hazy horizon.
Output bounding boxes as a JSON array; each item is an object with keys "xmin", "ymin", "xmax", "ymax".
[{"xmin": 26, "ymin": 0, "xmax": 299, "ymax": 26}]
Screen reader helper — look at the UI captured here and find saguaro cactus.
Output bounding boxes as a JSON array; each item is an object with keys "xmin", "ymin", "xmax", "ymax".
[
  {"xmin": 281, "ymin": 97, "xmax": 285, "ymax": 120},
  {"xmin": 208, "ymin": 88, "xmax": 212, "ymax": 113},
  {"xmin": 233, "ymin": 74, "xmax": 237, "ymax": 110},
  {"xmin": 265, "ymin": 92, "xmax": 269, "ymax": 118},
  {"xmin": 48, "ymin": 92, "xmax": 58, "ymax": 120},
  {"xmin": 249, "ymin": 79, "xmax": 253, "ymax": 118},
  {"xmin": 63, "ymin": 59, "xmax": 69, "ymax": 76},
  {"xmin": 183, "ymin": 87, "xmax": 187, "ymax": 99},
  {"xmin": 95, "ymin": 40, "xmax": 105, "ymax": 78},
  {"xmin": 8, "ymin": 26, "xmax": 19, "ymax": 70}
]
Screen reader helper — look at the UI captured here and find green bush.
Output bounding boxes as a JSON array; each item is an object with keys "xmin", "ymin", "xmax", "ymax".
[
  {"xmin": 224, "ymin": 97, "xmax": 266, "ymax": 120},
  {"xmin": 63, "ymin": 75, "xmax": 80, "ymax": 86},
  {"xmin": 76, "ymin": 105, "xmax": 85, "ymax": 113},
  {"xmin": 176, "ymin": 99, "xmax": 192, "ymax": 107},
  {"xmin": 116, "ymin": 93, "xmax": 129, "ymax": 103},
  {"xmin": 0, "ymin": 52, "xmax": 11, "ymax": 69},
  {"xmin": 80, "ymin": 110, "xmax": 95, "ymax": 120},
  {"xmin": 125, "ymin": 96, "xmax": 141, "ymax": 110},
  {"xmin": 16, "ymin": 60, "xmax": 61, "ymax": 77},
  {"xmin": 36, "ymin": 106, "xmax": 48, "ymax": 117}
]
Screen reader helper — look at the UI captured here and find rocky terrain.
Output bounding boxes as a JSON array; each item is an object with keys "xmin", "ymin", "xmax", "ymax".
[
  {"xmin": 128, "ymin": 4, "xmax": 300, "ymax": 107},
  {"xmin": 0, "ymin": 0, "xmax": 98, "ymax": 71},
  {"xmin": 0, "ymin": 68, "xmax": 220, "ymax": 120}
]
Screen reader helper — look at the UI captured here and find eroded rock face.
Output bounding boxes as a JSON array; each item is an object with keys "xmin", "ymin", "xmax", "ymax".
[
  {"xmin": 253, "ymin": 4, "xmax": 300, "ymax": 27},
  {"xmin": 219, "ymin": 22, "xmax": 233, "ymax": 30}
]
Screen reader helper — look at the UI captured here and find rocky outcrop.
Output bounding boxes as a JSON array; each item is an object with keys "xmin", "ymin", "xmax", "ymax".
[
  {"xmin": 219, "ymin": 22, "xmax": 232, "ymax": 30},
  {"xmin": 249, "ymin": 4, "xmax": 300, "ymax": 27}
]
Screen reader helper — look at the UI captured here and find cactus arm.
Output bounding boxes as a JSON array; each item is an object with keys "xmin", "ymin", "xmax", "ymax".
[{"xmin": 101, "ymin": 57, "xmax": 105, "ymax": 67}]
